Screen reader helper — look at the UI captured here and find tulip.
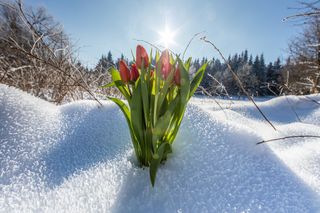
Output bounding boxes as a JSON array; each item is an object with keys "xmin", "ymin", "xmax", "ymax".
[
  {"xmin": 136, "ymin": 45, "xmax": 149, "ymax": 69},
  {"xmin": 106, "ymin": 44, "xmax": 208, "ymax": 187},
  {"xmin": 119, "ymin": 60, "xmax": 131, "ymax": 83},
  {"xmin": 159, "ymin": 49, "xmax": 171, "ymax": 80},
  {"xmin": 174, "ymin": 67, "xmax": 181, "ymax": 86},
  {"xmin": 150, "ymin": 70, "xmax": 155, "ymax": 78},
  {"xmin": 130, "ymin": 63, "xmax": 139, "ymax": 81}
]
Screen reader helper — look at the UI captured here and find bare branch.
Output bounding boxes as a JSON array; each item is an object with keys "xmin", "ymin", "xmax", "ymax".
[
  {"xmin": 182, "ymin": 31, "xmax": 205, "ymax": 60},
  {"xmin": 198, "ymin": 85, "xmax": 228, "ymax": 118},
  {"xmin": 257, "ymin": 135, "xmax": 320, "ymax": 145},
  {"xmin": 200, "ymin": 36, "xmax": 277, "ymax": 131}
]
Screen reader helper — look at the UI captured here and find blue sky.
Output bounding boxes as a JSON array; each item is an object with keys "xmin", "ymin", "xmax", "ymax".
[{"xmin": 25, "ymin": 0, "xmax": 303, "ymax": 67}]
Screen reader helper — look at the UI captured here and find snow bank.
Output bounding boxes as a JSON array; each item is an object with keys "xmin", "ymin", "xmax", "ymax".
[{"xmin": 1, "ymin": 84, "xmax": 320, "ymax": 212}]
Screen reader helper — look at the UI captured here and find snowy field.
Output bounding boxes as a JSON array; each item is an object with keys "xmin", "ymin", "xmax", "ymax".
[{"xmin": 1, "ymin": 83, "xmax": 320, "ymax": 212}]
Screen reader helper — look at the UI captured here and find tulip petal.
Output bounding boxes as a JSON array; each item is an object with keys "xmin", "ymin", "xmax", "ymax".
[
  {"xmin": 136, "ymin": 45, "xmax": 149, "ymax": 69},
  {"xmin": 130, "ymin": 63, "xmax": 139, "ymax": 81},
  {"xmin": 174, "ymin": 67, "xmax": 181, "ymax": 86},
  {"xmin": 159, "ymin": 49, "xmax": 171, "ymax": 80},
  {"xmin": 119, "ymin": 60, "xmax": 131, "ymax": 83}
]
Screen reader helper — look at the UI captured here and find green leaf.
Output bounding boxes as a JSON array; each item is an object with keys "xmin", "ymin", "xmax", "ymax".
[
  {"xmin": 189, "ymin": 62, "xmax": 207, "ymax": 99},
  {"xmin": 110, "ymin": 67, "xmax": 121, "ymax": 81},
  {"xmin": 107, "ymin": 97, "xmax": 130, "ymax": 125},
  {"xmin": 152, "ymin": 96, "xmax": 179, "ymax": 143},
  {"xmin": 153, "ymin": 59, "xmax": 162, "ymax": 126},
  {"xmin": 184, "ymin": 57, "xmax": 192, "ymax": 71},
  {"xmin": 177, "ymin": 58, "xmax": 190, "ymax": 111},
  {"xmin": 155, "ymin": 50, "xmax": 160, "ymax": 63},
  {"xmin": 109, "ymin": 68, "xmax": 131, "ymax": 99},
  {"xmin": 149, "ymin": 48, "xmax": 153, "ymax": 66},
  {"xmin": 129, "ymin": 80, "xmax": 144, "ymax": 148},
  {"xmin": 167, "ymin": 103, "xmax": 187, "ymax": 144},
  {"xmin": 156, "ymin": 66, "xmax": 175, "ymax": 114},
  {"xmin": 140, "ymin": 65, "xmax": 150, "ymax": 127},
  {"xmin": 149, "ymin": 142, "xmax": 171, "ymax": 186},
  {"xmin": 158, "ymin": 97, "xmax": 168, "ymax": 118},
  {"xmin": 107, "ymin": 97, "xmax": 141, "ymax": 160},
  {"xmin": 100, "ymin": 81, "xmax": 114, "ymax": 88}
]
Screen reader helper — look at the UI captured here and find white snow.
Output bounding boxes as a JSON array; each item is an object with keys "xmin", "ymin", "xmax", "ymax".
[{"xmin": 1, "ymin": 84, "xmax": 320, "ymax": 212}]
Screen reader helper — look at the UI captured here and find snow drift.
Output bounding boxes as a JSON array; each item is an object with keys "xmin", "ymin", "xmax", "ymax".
[{"xmin": 1, "ymin": 84, "xmax": 320, "ymax": 212}]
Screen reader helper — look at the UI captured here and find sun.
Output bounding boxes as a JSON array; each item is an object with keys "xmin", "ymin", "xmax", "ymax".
[{"xmin": 157, "ymin": 24, "xmax": 177, "ymax": 48}]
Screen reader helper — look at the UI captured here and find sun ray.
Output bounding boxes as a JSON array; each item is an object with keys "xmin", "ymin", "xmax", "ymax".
[{"xmin": 157, "ymin": 24, "xmax": 178, "ymax": 49}]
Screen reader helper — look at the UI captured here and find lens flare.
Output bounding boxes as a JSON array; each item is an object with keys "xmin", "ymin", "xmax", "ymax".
[{"xmin": 157, "ymin": 24, "xmax": 177, "ymax": 48}]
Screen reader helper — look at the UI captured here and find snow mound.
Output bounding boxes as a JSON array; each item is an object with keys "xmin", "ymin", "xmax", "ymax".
[{"xmin": 1, "ymin": 84, "xmax": 320, "ymax": 212}]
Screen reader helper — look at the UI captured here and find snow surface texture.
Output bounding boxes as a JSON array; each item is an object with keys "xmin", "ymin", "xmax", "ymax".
[{"xmin": 1, "ymin": 84, "xmax": 320, "ymax": 212}]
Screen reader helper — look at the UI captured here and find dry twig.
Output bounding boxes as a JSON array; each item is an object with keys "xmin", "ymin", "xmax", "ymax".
[
  {"xmin": 257, "ymin": 135, "xmax": 320, "ymax": 145},
  {"xmin": 201, "ymin": 36, "xmax": 277, "ymax": 130}
]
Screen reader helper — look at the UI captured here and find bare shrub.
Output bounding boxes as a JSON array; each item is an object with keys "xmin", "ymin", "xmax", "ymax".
[
  {"xmin": 284, "ymin": 1, "xmax": 320, "ymax": 94},
  {"xmin": 0, "ymin": 1, "xmax": 106, "ymax": 104}
]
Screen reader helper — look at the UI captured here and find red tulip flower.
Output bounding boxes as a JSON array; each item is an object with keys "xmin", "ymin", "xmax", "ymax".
[
  {"xmin": 150, "ymin": 70, "xmax": 155, "ymax": 78},
  {"xmin": 136, "ymin": 45, "xmax": 149, "ymax": 69},
  {"xmin": 174, "ymin": 67, "xmax": 181, "ymax": 86},
  {"xmin": 159, "ymin": 49, "xmax": 171, "ymax": 80},
  {"xmin": 119, "ymin": 60, "xmax": 131, "ymax": 83},
  {"xmin": 130, "ymin": 63, "xmax": 139, "ymax": 81}
]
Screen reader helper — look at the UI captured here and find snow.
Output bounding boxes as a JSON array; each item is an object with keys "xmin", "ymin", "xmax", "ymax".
[{"xmin": 1, "ymin": 83, "xmax": 320, "ymax": 212}]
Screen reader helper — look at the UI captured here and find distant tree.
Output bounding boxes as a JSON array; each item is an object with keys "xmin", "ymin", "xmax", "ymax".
[
  {"xmin": 266, "ymin": 62, "xmax": 274, "ymax": 81},
  {"xmin": 248, "ymin": 54, "xmax": 253, "ymax": 65},
  {"xmin": 95, "ymin": 55, "xmax": 108, "ymax": 72},
  {"xmin": 259, "ymin": 54, "xmax": 266, "ymax": 70},
  {"xmin": 252, "ymin": 55, "xmax": 260, "ymax": 75},
  {"xmin": 243, "ymin": 50, "xmax": 249, "ymax": 63},
  {"xmin": 107, "ymin": 51, "xmax": 113, "ymax": 62},
  {"xmin": 227, "ymin": 55, "xmax": 231, "ymax": 64},
  {"xmin": 273, "ymin": 58, "xmax": 281, "ymax": 71},
  {"xmin": 231, "ymin": 53, "xmax": 239, "ymax": 70},
  {"xmin": 259, "ymin": 54, "xmax": 266, "ymax": 81},
  {"xmin": 237, "ymin": 63, "xmax": 258, "ymax": 95},
  {"xmin": 264, "ymin": 62, "xmax": 280, "ymax": 95}
]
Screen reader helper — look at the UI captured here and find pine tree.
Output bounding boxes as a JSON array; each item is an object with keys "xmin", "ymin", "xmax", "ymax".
[
  {"xmin": 248, "ymin": 55, "xmax": 253, "ymax": 65},
  {"xmin": 231, "ymin": 53, "xmax": 239, "ymax": 70},
  {"xmin": 252, "ymin": 55, "xmax": 260, "ymax": 74},
  {"xmin": 266, "ymin": 62, "xmax": 274, "ymax": 81},
  {"xmin": 95, "ymin": 54, "xmax": 113, "ymax": 73},
  {"xmin": 273, "ymin": 57, "xmax": 281, "ymax": 71},
  {"xmin": 227, "ymin": 55, "xmax": 231, "ymax": 64},
  {"xmin": 107, "ymin": 51, "xmax": 113, "ymax": 63},
  {"xmin": 259, "ymin": 54, "xmax": 266, "ymax": 71},
  {"xmin": 243, "ymin": 50, "xmax": 248, "ymax": 63}
]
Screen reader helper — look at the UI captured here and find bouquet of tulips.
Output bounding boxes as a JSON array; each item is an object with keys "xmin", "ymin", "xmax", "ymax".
[{"xmin": 103, "ymin": 45, "xmax": 207, "ymax": 186}]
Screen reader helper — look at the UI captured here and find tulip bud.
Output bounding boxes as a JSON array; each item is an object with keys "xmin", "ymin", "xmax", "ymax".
[
  {"xmin": 159, "ymin": 49, "xmax": 171, "ymax": 80},
  {"xmin": 119, "ymin": 60, "xmax": 131, "ymax": 83},
  {"xmin": 136, "ymin": 45, "xmax": 149, "ymax": 69},
  {"xmin": 174, "ymin": 66, "xmax": 181, "ymax": 86},
  {"xmin": 150, "ymin": 70, "xmax": 155, "ymax": 78},
  {"xmin": 130, "ymin": 63, "xmax": 139, "ymax": 81}
]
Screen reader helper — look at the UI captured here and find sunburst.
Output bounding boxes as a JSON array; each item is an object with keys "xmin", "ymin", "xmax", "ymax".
[{"xmin": 157, "ymin": 24, "xmax": 178, "ymax": 48}]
